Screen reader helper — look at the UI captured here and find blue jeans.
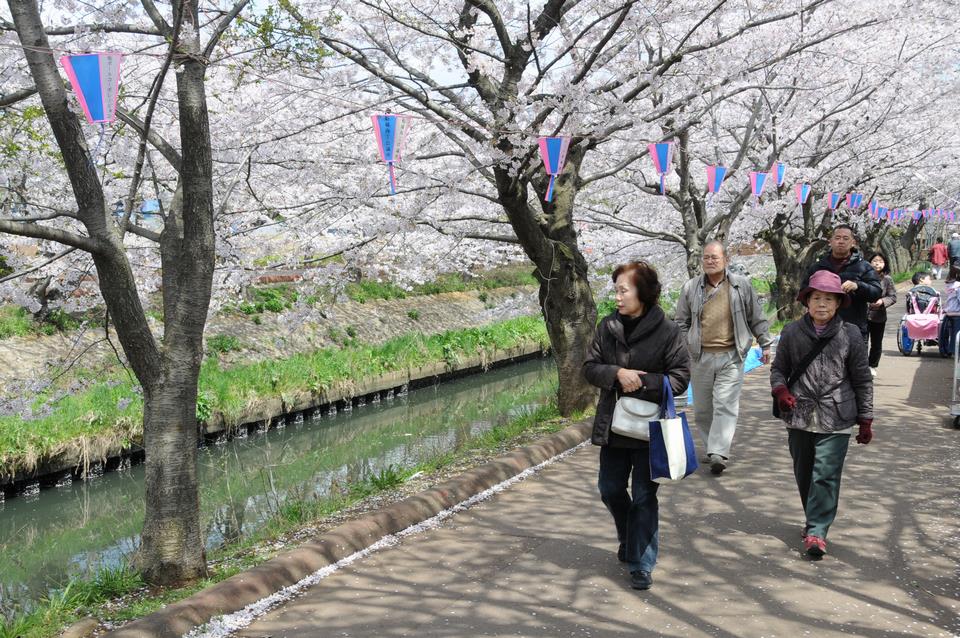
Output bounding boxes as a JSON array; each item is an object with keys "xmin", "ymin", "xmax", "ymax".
[{"xmin": 598, "ymin": 446, "xmax": 660, "ymax": 573}]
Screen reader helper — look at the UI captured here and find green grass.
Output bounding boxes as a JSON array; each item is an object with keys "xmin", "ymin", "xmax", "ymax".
[
  {"xmin": 344, "ymin": 281, "xmax": 409, "ymax": 303},
  {"xmin": 0, "ymin": 306, "xmax": 33, "ymax": 339},
  {"xmin": 228, "ymin": 284, "xmax": 300, "ymax": 316},
  {"xmin": 207, "ymin": 335, "xmax": 242, "ymax": 354},
  {"xmin": 0, "ymin": 306, "xmax": 84, "ymax": 340},
  {"xmin": 891, "ymin": 267, "xmax": 923, "ymax": 284},
  {"xmin": 0, "ymin": 396, "xmax": 571, "ymax": 637},
  {"xmin": 0, "ymin": 316, "xmax": 549, "ymax": 475},
  {"xmin": 0, "ymin": 565, "xmax": 143, "ymax": 638},
  {"xmin": 749, "ymin": 276, "xmax": 774, "ymax": 294}
]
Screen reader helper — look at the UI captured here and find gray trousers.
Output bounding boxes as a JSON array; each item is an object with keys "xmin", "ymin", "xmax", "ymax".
[{"xmin": 691, "ymin": 350, "xmax": 745, "ymax": 459}]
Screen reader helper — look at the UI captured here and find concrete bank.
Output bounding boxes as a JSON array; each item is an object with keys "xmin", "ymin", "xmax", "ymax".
[{"xmin": 1, "ymin": 340, "xmax": 547, "ymax": 496}]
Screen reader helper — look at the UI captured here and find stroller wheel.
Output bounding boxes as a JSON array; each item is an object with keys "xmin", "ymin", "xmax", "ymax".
[{"xmin": 897, "ymin": 323, "xmax": 914, "ymax": 356}]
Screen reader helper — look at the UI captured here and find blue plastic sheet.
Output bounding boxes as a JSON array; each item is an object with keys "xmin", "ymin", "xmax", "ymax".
[{"xmin": 744, "ymin": 346, "xmax": 763, "ymax": 373}]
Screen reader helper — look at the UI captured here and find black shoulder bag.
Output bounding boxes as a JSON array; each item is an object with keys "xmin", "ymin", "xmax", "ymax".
[{"xmin": 772, "ymin": 335, "xmax": 834, "ymax": 418}]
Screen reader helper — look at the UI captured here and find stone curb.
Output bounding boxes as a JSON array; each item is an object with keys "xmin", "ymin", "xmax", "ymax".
[{"xmin": 103, "ymin": 419, "xmax": 593, "ymax": 638}]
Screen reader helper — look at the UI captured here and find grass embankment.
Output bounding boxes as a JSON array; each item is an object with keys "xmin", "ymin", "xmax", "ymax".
[
  {"xmin": 0, "ymin": 401, "xmax": 575, "ymax": 638},
  {"xmin": 0, "ymin": 315, "xmax": 550, "ymax": 478}
]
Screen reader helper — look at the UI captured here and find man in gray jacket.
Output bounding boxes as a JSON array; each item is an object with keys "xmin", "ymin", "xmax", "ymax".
[{"xmin": 674, "ymin": 241, "xmax": 773, "ymax": 475}]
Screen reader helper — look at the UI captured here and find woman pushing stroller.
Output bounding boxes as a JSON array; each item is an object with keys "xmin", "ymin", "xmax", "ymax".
[{"xmin": 770, "ymin": 270, "xmax": 874, "ymax": 558}]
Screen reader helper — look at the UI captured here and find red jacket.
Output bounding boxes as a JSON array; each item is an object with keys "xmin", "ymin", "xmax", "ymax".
[{"xmin": 930, "ymin": 243, "xmax": 948, "ymax": 266}]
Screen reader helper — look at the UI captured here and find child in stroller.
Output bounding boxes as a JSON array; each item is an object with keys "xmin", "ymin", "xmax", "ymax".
[
  {"xmin": 909, "ymin": 271, "xmax": 939, "ymax": 309},
  {"xmin": 898, "ymin": 271, "xmax": 943, "ymax": 355}
]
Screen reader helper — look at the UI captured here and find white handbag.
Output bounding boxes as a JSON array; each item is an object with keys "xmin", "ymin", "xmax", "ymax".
[{"xmin": 610, "ymin": 395, "xmax": 661, "ymax": 440}]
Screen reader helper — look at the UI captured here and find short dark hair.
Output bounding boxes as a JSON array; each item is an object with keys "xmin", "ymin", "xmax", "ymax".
[
  {"xmin": 867, "ymin": 252, "xmax": 890, "ymax": 275},
  {"xmin": 612, "ymin": 261, "xmax": 662, "ymax": 307},
  {"xmin": 912, "ymin": 271, "xmax": 931, "ymax": 285},
  {"xmin": 832, "ymin": 224, "xmax": 857, "ymax": 241},
  {"xmin": 937, "ymin": 237, "xmax": 944, "ymax": 243}
]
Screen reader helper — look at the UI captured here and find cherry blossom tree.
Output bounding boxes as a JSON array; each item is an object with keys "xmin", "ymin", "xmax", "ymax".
[
  {"xmin": 1, "ymin": 0, "xmax": 252, "ymax": 585},
  {"xmin": 264, "ymin": 0, "xmax": 870, "ymax": 414}
]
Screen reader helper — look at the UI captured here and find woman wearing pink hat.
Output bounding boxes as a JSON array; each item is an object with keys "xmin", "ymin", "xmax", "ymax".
[{"xmin": 770, "ymin": 270, "xmax": 874, "ymax": 558}]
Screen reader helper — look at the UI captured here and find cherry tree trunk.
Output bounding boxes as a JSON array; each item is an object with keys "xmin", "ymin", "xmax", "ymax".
[
  {"xmin": 6, "ymin": 0, "xmax": 214, "ymax": 585},
  {"xmin": 493, "ymin": 160, "xmax": 597, "ymax": 416},
  {"xmin": 536, "ymin": 249, "xmax": 598, "ymax": 416},
  {"xmin": 136, "ymin": 2, "xmax": 216, "ymax": 585},
  {"xmin": 139, "ymin": 362, "xmax": 206, "ymax": 583}
]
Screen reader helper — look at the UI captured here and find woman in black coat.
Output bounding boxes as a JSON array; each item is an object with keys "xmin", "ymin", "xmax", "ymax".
[{"xmin": 583, "ymin": 261, "xmax": 690, "ymax": 591}]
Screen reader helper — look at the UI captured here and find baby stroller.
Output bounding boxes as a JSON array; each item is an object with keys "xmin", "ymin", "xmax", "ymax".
[{"xmin": 897, "ymin": 293, "xmax": 947, "ymax": 356}]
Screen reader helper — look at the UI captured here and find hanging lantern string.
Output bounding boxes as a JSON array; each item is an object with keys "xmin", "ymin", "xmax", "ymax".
[
  {"xmin": 912, "ymin": 170, "xmax": 960, "ymax": 209},
  {"xmin": 4, "ymin": 41, "xmax": 707, "ymax": 147},
  {"xmin": 0, "ymin": 40, "xmax": 166, "ymax": 59},
  {"xmin": 89, "ymin": 122, "xmax": 106, "ymax": 168}
]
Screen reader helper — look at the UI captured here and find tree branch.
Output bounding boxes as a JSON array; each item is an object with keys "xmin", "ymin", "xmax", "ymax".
[
  {"xmin": 0, "ymin": 86, "xmax": 38, "ymax": 107},
  {"xmin": 0, "ymin": 246, "xmax": 77, "ymax": 283},
  {"xmin": 202, "ymin": 0, "xmax": 252, "ymax": 59},
  {"xmin": 0, "ymin": 21, "xmax": 161, "ymax": 35},
  {"xmin": 140, "ymin": 0, "xmax": 172, "ymax": 35},
  {"xmin": 0, "ymin": 219, "xmax": 100, "ymax": 252},
  {"xmin": 116, "ymin": 109, "xmax": 183, "ymax": 171},
  {"xmin": 466, "ymin": 0, "xmax": 513, "ymax": 58}
]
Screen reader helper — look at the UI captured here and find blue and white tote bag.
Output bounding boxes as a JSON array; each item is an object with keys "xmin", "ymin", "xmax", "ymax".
[{"xmin": 649, "ymin": 377, "xmax": 699, "ymax": 483}]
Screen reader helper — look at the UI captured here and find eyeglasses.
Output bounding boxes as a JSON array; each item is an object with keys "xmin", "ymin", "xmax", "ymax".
[{"xmin": 702, "ymin": 255, "xmax": 723, "ymax": 262}]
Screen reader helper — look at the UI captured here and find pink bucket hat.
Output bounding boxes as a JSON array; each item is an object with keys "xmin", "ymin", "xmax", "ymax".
[{"xmin": 797, "ymin": 270, "xmax": 850, "ymax": 308}]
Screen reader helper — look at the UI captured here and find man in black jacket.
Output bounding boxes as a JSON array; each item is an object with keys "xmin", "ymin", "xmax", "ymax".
[{"xmin": 801, "ymin": 224, "xmax": 882, "ymax": 340}]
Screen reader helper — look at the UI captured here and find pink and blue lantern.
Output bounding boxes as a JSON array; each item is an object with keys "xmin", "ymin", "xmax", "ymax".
[
  {"xmin": 538, "ymin": 136, "xmax": 571, "ymax": 202},
  {"xmin": 647, "ymin": 142, "xmax": 674, "ymax": 195},
  {"xmin": 750, "ymin": 171, "xmax": 767, "ymax": 207},
  {"xmin": 705, "ymin": 165, "xmax": 727, "ymax": 206},
  {"xmin": 827, "ymin": 192, "xmax": 842, "ymax": 210},
  {"xmin": 945, "ymin": 210, "xmax": 956, "ymax": 221},
  {"xmin": 371, "ymin": 113, "xmax": 412, "ymax": 195},
  {"xmin": 868, "ymin": 200, "xmax": 879, "ymax": 217},
  {"xmin": 846, "ymin": 192, "xmax": 864, "ymax": 209},
  {"xmin": 794, "ymin": 183, "xmax": 812, "ymax": 213},
  {"xmin": 60, "ymin": 52, "xmax": 123, "ymax": 125},
  {"xmin": 770, "ymin": 162, "xmax": 787, "ymax": 188}
]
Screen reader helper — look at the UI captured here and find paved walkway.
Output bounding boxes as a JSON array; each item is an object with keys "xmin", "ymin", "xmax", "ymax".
[{"xmin": 218, "ymin": 319, "xmax": 960, "ymax": 638}]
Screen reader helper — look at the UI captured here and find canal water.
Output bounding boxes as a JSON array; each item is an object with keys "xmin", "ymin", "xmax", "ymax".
[{"xmin": 0, "ymin": 357, "xmax": 557, "ymax": 618}]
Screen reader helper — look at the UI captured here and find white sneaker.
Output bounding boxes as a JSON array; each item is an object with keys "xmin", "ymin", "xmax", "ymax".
[{"xmin": 870, "ymin": 367, "xmax": 877, "ymax": 378}]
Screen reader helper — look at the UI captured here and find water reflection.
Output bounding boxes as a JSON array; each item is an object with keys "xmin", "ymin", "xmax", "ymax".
[{"xmin": 0, "ymin": 358, "xmax": 556, "ymax": 617}]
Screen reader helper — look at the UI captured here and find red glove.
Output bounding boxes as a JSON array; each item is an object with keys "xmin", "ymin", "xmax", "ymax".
[
  {"xmin": 856, "ymin": 419, "xmax": 873, "ymax": 444},
  {"xmin": 772, "ymin": 385, "xmax": 797, "ymax": 412}
]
